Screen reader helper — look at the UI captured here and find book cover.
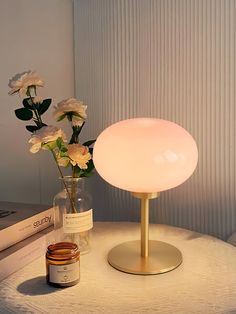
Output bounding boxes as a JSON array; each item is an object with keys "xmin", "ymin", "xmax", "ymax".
[
  {"xmin": 0, "ymin": 226, "xmax": 55, "ymax": 281},
  {"xmin": 0, "ymin": 202, "xmax": 53, "ymax": 251}
]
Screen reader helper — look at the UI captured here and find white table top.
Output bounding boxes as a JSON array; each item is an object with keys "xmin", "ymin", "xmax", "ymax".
[{"xmin": 1, "ymin": 222, "xmax": 236, "ymax": 314}]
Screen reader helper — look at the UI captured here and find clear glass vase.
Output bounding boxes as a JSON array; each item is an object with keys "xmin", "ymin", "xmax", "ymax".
[{"xmin": 53, "ymin": 176, "xmax": 93, "ymax": 254}]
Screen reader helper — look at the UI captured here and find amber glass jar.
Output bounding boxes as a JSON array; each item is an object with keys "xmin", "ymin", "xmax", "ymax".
[{"xmin": 46, "ymin": 242, "xmax": 80, "ymax": 287}]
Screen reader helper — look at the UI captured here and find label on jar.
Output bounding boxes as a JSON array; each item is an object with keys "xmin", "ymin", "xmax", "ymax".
[
  {"xmin": 63, "ymin": 209, "xmax": 93, "ymax": 233},
  {"xmin": 49, "ymin": 262, "xmax": 80, "ymax": 284}
]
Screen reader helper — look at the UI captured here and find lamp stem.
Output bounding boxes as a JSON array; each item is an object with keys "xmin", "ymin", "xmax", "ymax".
[
  {"xmin": 132, "ymin": 192, "xmax": 160, "ymax": 258},
  {"xmin": 141, "ymin": 196, "xmax": 149, "ymax": 257}
]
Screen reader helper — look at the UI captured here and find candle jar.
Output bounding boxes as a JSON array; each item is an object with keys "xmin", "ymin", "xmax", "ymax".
[{"xmin": 46, "ymin": 242, "xmax": 80, "ymax": 287}]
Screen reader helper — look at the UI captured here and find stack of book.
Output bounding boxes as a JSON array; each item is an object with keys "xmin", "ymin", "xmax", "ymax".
[{"xmin": 0, "ymin": 202, "xmax": 54, "ymax": 281}]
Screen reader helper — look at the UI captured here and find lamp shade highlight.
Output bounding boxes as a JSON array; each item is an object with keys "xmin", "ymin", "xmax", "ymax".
[{"xmin": 93, "ymin": 118, "xmax": 198, "ymax": 193}]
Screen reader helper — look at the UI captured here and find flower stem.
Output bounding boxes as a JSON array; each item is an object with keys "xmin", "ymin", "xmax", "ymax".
[
  {"xmin": 51, "ymin": 150, "xmax": 77, "ymax": 213},
  {"xmin": 29, "ymin": 93, "xmax": 43, "ymax": 126}
]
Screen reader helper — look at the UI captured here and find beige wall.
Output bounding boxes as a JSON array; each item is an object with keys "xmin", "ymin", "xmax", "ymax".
[
  {"xmin": 0, "ymin": 0, "xmax": 75, "ymax": 204},
  {"xmin": 74, "ymin": 0, "xmax": 236, "ymax": 239}
]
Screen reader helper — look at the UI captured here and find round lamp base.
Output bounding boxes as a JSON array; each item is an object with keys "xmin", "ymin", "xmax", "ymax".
[{"xmin": 108, "ymin": 240, "xmax": 182, "ymax": 275}]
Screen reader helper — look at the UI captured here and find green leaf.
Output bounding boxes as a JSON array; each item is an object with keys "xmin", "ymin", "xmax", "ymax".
[
  {"xmin": 34, "ymin": 103, "xmax": 40, "ymax": 110},
  {"xmin": 15, "ymin": 108, "xmax": 33, "ymax": 121},
  {"xmin": 71, "ymin": 111, "xmax": 84, "ymax": 119},
  {"xmin": 38, "ymin": 99, "xmax": 52, "ymax": 115},
  {"xmin": 22, "ymin": 98, "xmax": 33, "ymax": 109},
  {"xmin": 57, "ymin": 113, "xmax": 67, "ymax": 122},
  {"xmin": 60, "ymin": 151, "xmax": 68, "ymax": 157},
  {"xmin": 42, "ymin": 141, "xmax": 57, "ymax": 150},
  {"xmin": 56, "ymin": 138, "xmax": 67, "ymax": 153},
  {"xmin": 61, "ymin": 146, "xmax": 68, "ymax": 153},
  {"xmin": 86, "ymin": 159, "xmax": 95, "ymax": 172},
  {"xmin": 56, "ymin": 137, "xmax": 63, "ymax": 149},
  {"xmin": 81, "ymin": 171, "xmax": 94, "ymax": 178},
  {"xmin": 26, "ymin": 125, "xmax": 39, "ymax": 133},
  {"xmin": 63, "ymin": 111, "xmax": 84, "ymax": 121},
  {"xmin": 83, "ymin": 139, "xmax": 96, "ymax": 147},
  {"xmin": 78, "ymin": 160, "xmax": 95, "ymax": 178}
]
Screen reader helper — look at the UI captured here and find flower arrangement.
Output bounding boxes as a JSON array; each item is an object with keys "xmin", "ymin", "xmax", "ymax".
[{"xmin": 8, "ymin": 70, "xmax": 95, "ymax": 210}]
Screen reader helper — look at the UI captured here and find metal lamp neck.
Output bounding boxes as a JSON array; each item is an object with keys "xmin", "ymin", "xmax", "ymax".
[{"xmin": 130, "ymin": 191, "xmax": 160, "ymax": 258}]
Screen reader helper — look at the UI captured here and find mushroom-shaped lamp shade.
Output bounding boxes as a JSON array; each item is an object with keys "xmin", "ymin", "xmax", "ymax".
[
  {"xmin": 93, "ymin": 118, "xmax": 198, "ymax": 193},
  {"xmin": 93, "ymin": 118, "xmax": 198, "ymax": 275}
]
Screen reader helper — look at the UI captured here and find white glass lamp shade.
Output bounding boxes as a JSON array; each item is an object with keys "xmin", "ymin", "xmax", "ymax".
[{"xmin": 93, "ymin": 118, "xmax": 198, "ymax": 193}]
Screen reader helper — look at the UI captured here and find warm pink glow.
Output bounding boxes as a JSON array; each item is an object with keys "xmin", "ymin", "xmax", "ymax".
[{"xmin": 93, "ymin": 118, "xmax": 198, "ymax": 193}]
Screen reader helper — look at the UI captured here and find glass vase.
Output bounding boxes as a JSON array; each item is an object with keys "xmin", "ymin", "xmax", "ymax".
[{"xmin": 53, "ymin": 176, "xmax": 93, "ymax": 254}]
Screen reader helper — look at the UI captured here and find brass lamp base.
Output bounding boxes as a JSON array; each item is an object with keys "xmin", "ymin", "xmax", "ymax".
[{"xmin": 108, "ymin": 240, "xmax": 182, "ymax": 275}]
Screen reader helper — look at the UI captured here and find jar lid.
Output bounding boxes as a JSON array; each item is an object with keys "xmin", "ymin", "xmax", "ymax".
[{"xmin": 46, "ymin": 242, "xmax": 80, "ymax": 261}]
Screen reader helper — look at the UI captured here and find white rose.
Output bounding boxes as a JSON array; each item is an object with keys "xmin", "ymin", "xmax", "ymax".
[
  {"xmin": 28, "ymin": 136, "xmax": 42, "ymax": 154},
  {"xmin": 68, "ymin": 144, "xmax": 91, "ymax": 169},
  {"xmin": 57, "ymin": 156, "xmax": 70, "ymax": 167},
  {"xmin": 29, "ymin": 126, "xmax": 66, "ymax": 153},
  {"xmin": 53, "ymin": 98, "xmax": 87, "ymax": 127},
  {"xmin": 8, "ymin": 70, "xmax": 44, "ymax": 97}
]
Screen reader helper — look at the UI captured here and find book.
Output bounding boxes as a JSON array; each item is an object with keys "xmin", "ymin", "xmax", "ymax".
[
  {"xmin": 0, "ymin": 226, "xmax": 55, "ymax": 281},
  {"xmin": 0, "ymin": 202, "xmax": 53, "ymax": 251}
]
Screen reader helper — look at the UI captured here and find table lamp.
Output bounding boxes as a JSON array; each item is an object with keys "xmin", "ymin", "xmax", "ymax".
[{"xmin": 93, "ymin": 118, "xmax": 198, "ymax": 275}]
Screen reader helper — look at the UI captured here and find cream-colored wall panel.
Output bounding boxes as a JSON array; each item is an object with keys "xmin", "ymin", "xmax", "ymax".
[{"xmin": 74, "ymin": 0, "xmax": 236, "ymax": 239}]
